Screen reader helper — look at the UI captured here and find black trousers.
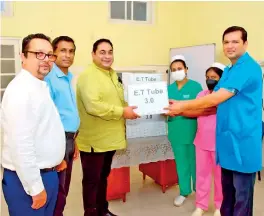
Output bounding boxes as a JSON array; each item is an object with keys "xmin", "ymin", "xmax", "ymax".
[{"xmin": 80, "ymin": 149, "xmax": 116, "ymax": 216}]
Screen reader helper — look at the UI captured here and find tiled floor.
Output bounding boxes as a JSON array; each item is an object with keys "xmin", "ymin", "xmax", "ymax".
[{"xmin": 1, "ymin": 161, "xmax": 264, "ymax": 216}]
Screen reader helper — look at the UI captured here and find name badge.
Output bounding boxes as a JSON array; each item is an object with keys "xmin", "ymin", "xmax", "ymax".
[{"xmin": 183, "ymin": 94, "xmax": 190, "ymax": 99}]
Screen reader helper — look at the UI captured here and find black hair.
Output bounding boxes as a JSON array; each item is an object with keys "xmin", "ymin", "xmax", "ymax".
[
  {"xmin": 222, "ymin": 26, "xmax": 247, "ymax": 43},
  {"xmin": 206, "ymin": 67, "xmax": 223, "ymax": 78},
  {"xmin": 22, "ymin": 33, "xmax": 51, "ymax": 57},
  {"xmin": 52, "ymin": 36, "xmax": 76, "ymax": 51},
  {"xmin": 92, "ymin": 38, "xmax": 113, "ymax": 53}
]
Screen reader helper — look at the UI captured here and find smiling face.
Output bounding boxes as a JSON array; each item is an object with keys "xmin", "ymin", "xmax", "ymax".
[
  {"xmin": 21, "ymin": 38, "xmax": 54, "ymax": 80},
  {"xmin": 223, "ymin": 30, "xmax": 248, "ymax": 62},
  {"xmin": 92, "ymin": 42, "xmax": 114, "ymax": 70},
  {"xmin": 54, "ymin": 40, "xmax": 75, "ymax": 70}
]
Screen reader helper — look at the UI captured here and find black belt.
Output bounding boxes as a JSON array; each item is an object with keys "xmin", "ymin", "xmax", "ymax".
[
  {"xmin": 40, "ymin": 167, "xmax": 56, "ymax": 173},
  {"xmin": 5, "ymin": 167, "xmax": 56, "ymax": 173},
  {"xmin": 65, "ymin": 131, "xmax": 78, "ymax": 140}
]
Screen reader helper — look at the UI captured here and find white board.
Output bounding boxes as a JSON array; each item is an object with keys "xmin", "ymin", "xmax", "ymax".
[{"xmin": 169, "ymin": 44, "xmax": 216, "ymax": 89}]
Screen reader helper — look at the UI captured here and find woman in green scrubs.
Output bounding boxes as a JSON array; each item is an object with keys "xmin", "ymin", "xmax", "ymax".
[{"xmin": 168, "ymin": 55, "xmax": 202, "ymax": 207}]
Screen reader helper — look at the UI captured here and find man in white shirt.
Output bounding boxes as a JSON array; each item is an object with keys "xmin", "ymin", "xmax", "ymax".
[{"xmin": 1, "ymin": 33, "xmax": 66, "ymax": 216}]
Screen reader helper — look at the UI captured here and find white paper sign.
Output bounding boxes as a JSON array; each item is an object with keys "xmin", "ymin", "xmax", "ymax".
[
  {"xmin": 121, "ymin": 73, "xmax": 164, "ymax": 101},
  {"xmin": 118, "ymin": 72, "xmax": 168, "ymax": 138},
  {"xmin": 127, "ymin": 81, "xmax": 169, "ymax": 116}
]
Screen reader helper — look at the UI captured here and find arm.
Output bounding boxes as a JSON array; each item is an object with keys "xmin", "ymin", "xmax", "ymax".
[
  {"xmin": 179, "ymin": 88, "xmax": 234, "ymax": 111},
  {"xmin": 166, "ymin": 65, "xmax": 253, "ymax": 116},
  {"xmin": 180, "ymin": 87, "xmax": 216, "ymax": 117},
  {"xmin": 6, "ymin": 91, "xmax": 44, "ymax": 196},
  {"xmin": 166, "ymin": 88, "xmax": 234, "ymax": 116},
  {"xmin": 182, "ymin": 65, "xmax": 252, "ymax": 110},
  {"xmin": 180, "ymin": 107, "xmax": 217, "ymax": 118},
  {"xmin": 77, "ymin": 74, "xmax": 123, "ymax": 121}
]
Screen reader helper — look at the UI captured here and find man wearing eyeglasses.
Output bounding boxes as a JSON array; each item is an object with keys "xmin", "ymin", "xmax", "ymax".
[
  {"xmin": 1, "ymin": 33, "xmax": 66, "ymax": 216},
  {"xmin": 44, "ymin": 36, "xmax": 80, "ymax": 216}
]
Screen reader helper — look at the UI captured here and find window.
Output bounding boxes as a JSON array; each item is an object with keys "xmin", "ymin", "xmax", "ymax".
[
  {"xmin": 110, "ymin": 1, "xmax": 153, "ymax": 23},
  {"xmin": 0, "ymin": 38, "xmax": 21, "ymax": 101},
  {"xmin": 0, "ymin": 1, "xmax": 13, "ymax": 17}
]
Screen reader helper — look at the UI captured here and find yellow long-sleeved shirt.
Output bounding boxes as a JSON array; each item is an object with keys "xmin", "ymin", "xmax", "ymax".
[{"xmin": 76, "ymin": 63, "xmax": 126, "ymax": 152}]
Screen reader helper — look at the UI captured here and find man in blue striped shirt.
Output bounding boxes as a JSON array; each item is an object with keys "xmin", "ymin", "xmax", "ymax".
[{"xmin": 45, "ymin": 36, "xmax": 80, "ymax": 216}]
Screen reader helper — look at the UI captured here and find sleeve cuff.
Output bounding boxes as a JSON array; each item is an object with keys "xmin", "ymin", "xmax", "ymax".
[
  {"xmin": 223, "ymin": 87, "xmax": 238, "ymax": 95},
  {"xmin": 113, "ymin": 106, "xmax": 124, "ymax": 120},
  {"xmin": 28, "ymin": 178, "xmax": 45, "ymax": 196}
]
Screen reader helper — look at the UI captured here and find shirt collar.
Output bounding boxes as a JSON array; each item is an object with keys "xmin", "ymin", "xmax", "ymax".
[
  {"xmin": 232, "ymin": 52, "xmax": 249, "ymax": 67},
  {"xmin": 21, "ymin": 69, "xmax": 47, "ymax": 87},
  {"xmin": 92, "ymin": 62, "xmax": 114, "ymax": 75},
  {"xmin": 53, "ymin": 64, "xmax": 73, "ymax": 80}
]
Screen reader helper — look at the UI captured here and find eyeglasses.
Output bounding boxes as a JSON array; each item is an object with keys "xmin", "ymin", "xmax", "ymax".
[{"xmin": 24, "ymin": 51, "xmax": 57, "ymax": 62}]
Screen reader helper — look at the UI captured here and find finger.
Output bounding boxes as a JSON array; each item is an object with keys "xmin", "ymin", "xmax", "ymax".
[
  {"xmin": 32, "ymin": 201, "xmax": 42, "ymax": 210},
  {"xmin": 31, "ymin": 201, "xmax": 37, "ymax": 209},
  {"xmin": 57, "ymin": 166, "xmax": 63, "ymax": 172},
  {"xmin": 165, "ymin": 111, "xmax": 174, "ymax": 116},
  {"xmin": 73, "ymin": 154, "xmax": 78, "ymax": 161},
  {"xmin": 168, "ymin": 99, "xmax": 176, "ymax": 104},
  {"xmin": 35, "ymin": 201, "xmax": 45, "ymax": 210}
]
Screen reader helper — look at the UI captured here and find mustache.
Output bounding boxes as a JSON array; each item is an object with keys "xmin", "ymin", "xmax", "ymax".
[{"xmin": 39, "ymin": 64, "xmax": 50, "ymax": 67}]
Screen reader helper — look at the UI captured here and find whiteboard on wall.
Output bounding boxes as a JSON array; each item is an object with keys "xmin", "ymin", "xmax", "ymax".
[{"xmin": 169, "ymin": 44, "xmax": 216, "ymax": 89}]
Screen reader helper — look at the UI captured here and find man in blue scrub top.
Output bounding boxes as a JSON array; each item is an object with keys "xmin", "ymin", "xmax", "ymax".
[
  {"xmin": 165, "ymin": 26, "xmax": 262, "ymax": 216},
  {"xmin": 45, "ymin": 36, "xmax": 80, "ymax": 216}
]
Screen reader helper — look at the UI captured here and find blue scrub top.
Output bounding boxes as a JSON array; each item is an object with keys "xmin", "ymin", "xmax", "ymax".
[{"xmin": 214, "ymin": 52, "xmax": 262, "ymax": 173}]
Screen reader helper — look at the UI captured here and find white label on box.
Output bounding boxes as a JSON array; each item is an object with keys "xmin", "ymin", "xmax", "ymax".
[{"xmin": 127, "ymin": 81, "xmax": 169, "ymax": 116}]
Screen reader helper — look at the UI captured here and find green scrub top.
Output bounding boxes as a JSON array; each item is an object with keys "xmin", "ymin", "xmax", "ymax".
[{"xmin": 167, "ymin": 79, "xmax": 203, "ymax": 146}]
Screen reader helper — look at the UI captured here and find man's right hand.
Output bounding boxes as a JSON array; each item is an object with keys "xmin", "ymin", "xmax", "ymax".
[
  {"xmin": 31, "ymin": 189, "xmax": 47, "ymax": 209},
  {"xmin": 123, "ymin": 106, "xmax": 140, "ymax": 119}
]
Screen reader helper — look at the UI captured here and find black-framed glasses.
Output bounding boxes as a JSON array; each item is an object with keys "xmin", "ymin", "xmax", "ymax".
[{"xmin": 24, "ymin": 51, "xmax": 57, "ymax": 62}]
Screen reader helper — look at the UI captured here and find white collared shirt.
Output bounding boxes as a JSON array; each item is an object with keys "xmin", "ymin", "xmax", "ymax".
[{"xmin": 1, "ymin": 69, "xmax": 65, "ymax": 196}]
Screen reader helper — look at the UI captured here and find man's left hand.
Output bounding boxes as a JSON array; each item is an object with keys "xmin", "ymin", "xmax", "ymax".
[
  {"xmin": 56, "ymin": 160, "xmax": 67, "ymax": 172},
  {"xmin": 73, "ymin": 141, "xmax": 79, "ymax": 161}
]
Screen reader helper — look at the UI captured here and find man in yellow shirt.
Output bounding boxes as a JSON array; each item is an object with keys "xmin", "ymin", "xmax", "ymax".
[{"xmin": 76, "ymin": 38, "xmax": 139, "ymax": 216}]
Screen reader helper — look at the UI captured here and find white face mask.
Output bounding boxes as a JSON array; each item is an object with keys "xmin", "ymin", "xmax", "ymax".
[{"xmin": 171, "ymin": 70, "xmax": 186, "ymax": 81}]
